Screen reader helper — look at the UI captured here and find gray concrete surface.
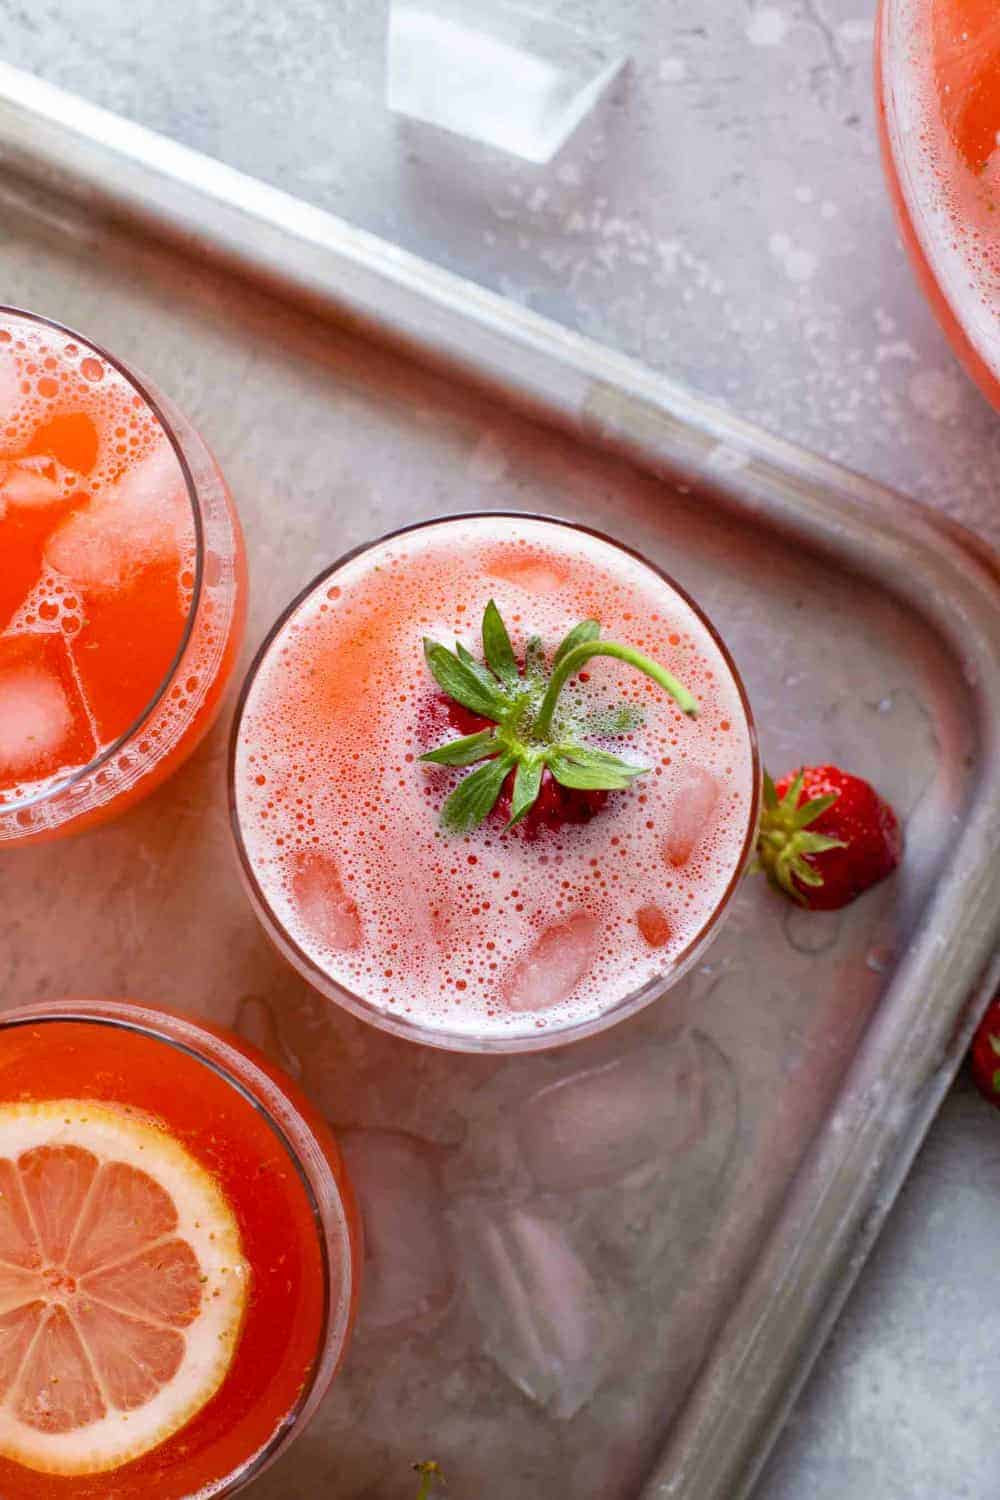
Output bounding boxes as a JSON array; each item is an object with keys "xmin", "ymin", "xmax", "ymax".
[{"xmin": 0, "ymin": 1, "xmax": 997, "ymax": 1496}]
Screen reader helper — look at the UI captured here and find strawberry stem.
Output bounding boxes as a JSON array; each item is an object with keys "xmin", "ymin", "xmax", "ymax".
[{"xmin": 534, "ymin": 641, "xmax": 698, "ymax": 738}]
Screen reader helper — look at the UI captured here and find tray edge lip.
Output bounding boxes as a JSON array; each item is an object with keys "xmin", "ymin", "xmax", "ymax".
[{"xmin": 1, "ymin": 60, "xmax": 999, "ymax": 1500}]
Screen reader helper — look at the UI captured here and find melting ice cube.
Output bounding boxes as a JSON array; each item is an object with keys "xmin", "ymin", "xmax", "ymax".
[
  {"xmin": 662, "ymin": 764, "xmax": 721, "ymax": 867},
  {"xmin": 513, "ymin": 1031, "xmax": 707, "ymax": 1193},
  {"xmin": 291, "ymin": 849, "xmax": 362, "ymax": 952},
  {"xmin": 387, "ymin": 0, "xmax": 627, "ymax": 165},
  {"xmin": 0, "ymin": 457, "xmax": 64, "ymax": 509},
  {"xmin": 44, "ymin": 438, "xmax": 188, "ymax": 591},
  {"xmin": 484, "ymin": 549, "xmax": 569, "ymax": 596},
  {"xmin": 340, "ymin": 1130, "xmax": 454, "ymax": 1334},
  {"xmin": 505, "ymin": 912, "xmax": 600, "ymax": 1012},
  {"xmin": 0, "ymin": 633, "xmax": 98, "ymax": 788},
  {"xmin": 452, "ymin": 1201, "xmax": 614, "ymax": 1419},
  {"xmin": 636, "ymin": 903, "xmax": 672, "ymax": 949}
]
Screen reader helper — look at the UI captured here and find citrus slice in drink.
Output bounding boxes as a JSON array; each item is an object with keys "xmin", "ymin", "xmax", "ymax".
[{"xmin": 0, "ymin": 1100, "xmax": 249, "ymax": 1475}]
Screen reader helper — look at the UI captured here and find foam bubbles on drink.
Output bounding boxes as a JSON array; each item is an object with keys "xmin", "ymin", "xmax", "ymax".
[
  {"xmin": 43, "ymin": 438, "xmax": 193, "ymax": 594},
  {"xmin": 236, "ymin": 517, "xmax": 757, "ymax": 1040},
  {"xmin": 884, "ymin": 0, "xmax": 1000, "ymax": 379},
  {"xmin": 0, "ymin": 313, "xmax": 208, "ymax": 810},
  {"xmin": 8, "ymin": 569, "xmax": 86, "ymax": 638},
  {"xmin": 0, "ymin": 318, "xmax": 197, "ymax": 596}
]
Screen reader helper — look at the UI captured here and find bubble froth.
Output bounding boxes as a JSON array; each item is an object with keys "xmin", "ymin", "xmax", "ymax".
[
  {"xmin": 0, "ymin": 311, "xmax": 214, "ymax": 814},
  {"xmin": 235, "ymin": 518, "xmax": 756, "ymax": 1039},
  {"xmin": 885, "ymin": 0, "xmax": 1000, "ymax": 381}
]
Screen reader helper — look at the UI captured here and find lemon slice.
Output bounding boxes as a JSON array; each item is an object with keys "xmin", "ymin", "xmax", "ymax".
[{"xmin": 0, "ymin": 1100, "xmax": 249, "ymax": 1475}]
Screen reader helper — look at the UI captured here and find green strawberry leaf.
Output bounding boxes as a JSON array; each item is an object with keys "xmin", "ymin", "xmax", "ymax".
[
  {"xmin": 423, "ymin": 639, "xmax": 508, "ymax": 719},
  {"xmin": 456, "ymin": 640, "xmax": 506, "ymax": 695},
  {"xmin": 507, "ymin": 758, "xmax": 544, "ymax": 828},
  {"xmin": 420, "ymin": 731, "xmax": 499, "ymax": 767},
  {"xmin": 793, "ymin": 831, "xmax": 846, "ymax": 854},
  {"xmin": 793, "ymin": 792, "xmax": 840, "ymax": 828},
  {"xmin": 779, "ymin": 770, "xmax": 805, "ymax": 816},
  {"xmin": 482, "ymin": 599, "xmax": 519, "ymax": 689},
  {"xmin": 440, "ymin": 753, "xmax": 515, "ymax": 832},
  {"xmin": 558, "ymin": 745, "xmax": 641, "ymax": 768},
  {"xmin": 549, "ymin": 750, "xmax": 641, "ymax": 792},
  {"xmin": 756, "ymin": 768, "xmax": 847, "ymax": 906}
]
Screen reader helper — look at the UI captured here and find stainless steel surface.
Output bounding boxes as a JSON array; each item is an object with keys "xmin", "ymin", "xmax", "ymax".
[
  {"xmin": 1, "ymin": 0, "xmax": 997, "ymax": 552},
  {"xmin": 0, "ymin": 40, "xmax": 998, "ymax": 1500}
]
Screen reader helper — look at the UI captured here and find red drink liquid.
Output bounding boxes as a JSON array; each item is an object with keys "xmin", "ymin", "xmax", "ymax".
[
  {"xmin": 877, "ymin": 0, "xmax": 1000, "ymax": 405},
  {"xmin": 0, "ymin": 309, "xmax": 246, "ymax": 843},
  {"xmin": 0, "ymin": 999, "xmax": 359, "ymax": 1498},
  {"xmin": 231, "ymin": 515, "xmax": 759, "ymax": 1051}
]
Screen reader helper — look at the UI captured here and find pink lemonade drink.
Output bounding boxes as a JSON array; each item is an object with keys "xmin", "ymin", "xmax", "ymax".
[
  {"xmin": 0, "ymin": 308, "xmax": 246, "ymax": 844},
  {"xmin": 877, "ymin": 0, "xmax": 1000, "ymax": 406},
  {"xmin": 231, "ymin": 516, "xmax": 760, "ymax": 1052}
]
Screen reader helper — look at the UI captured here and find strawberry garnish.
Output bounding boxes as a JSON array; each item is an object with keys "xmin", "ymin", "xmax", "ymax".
[
  {"xmin": 757, "ymin": 764, "xmax": 902, "ymax": 910},
  {"xmin": 429, "ymin": 695, "xmax": 608, "ymax": 836},
  {"xmin": 420, "ymin": 600, "xmax": 697, "ymax": 834},
  {"xmin": 969, "ymin": 997, "xmax": 1000, "ymax": 1109}
]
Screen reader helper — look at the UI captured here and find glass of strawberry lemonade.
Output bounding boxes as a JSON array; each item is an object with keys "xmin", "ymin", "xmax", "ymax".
[
  {"xmin": 0, "ymin": 998, "xmax": 360, "ymax": 1498},
  {"xmin": 0, "ymin": 308, "xmax": 246, "ymax": 844},
  {"xmin": 230, "ymin": 515, "xmax": 760, "ymax": 1052},
  {"xmin": 877, "ymin": 0, "xmax": 1000, "ymax": 406}
]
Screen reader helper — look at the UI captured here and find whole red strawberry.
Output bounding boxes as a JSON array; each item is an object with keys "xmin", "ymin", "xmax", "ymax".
[
  {"xmin": 970, "ymin": 997, "xmax": 1000, "ymax": 1109},
  {"xmin": 757, "ymin": 765, "xmax": 902, "ymax": 910}
]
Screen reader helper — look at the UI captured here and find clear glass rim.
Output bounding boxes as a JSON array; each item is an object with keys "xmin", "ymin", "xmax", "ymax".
[
  {"xmin": 0, "ymin": 306, "xmax": 204, "ymax": 815},
  {"xmin": 0, "ymin": 998, "xmax": 350, "ymax": 1496},
  {"xmin": 228, "ymin": 511, "xmax": 762, "ymax": 1054}
]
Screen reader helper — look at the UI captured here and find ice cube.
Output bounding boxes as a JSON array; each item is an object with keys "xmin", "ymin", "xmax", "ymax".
[
  {"xmin": 387, "ymin": 0, "xmax": 627, "ymax": 165},
  {"xmin": 505, "ymin": 912, "xmax": 599, "ymax": 1012},
  {"xmin": 484, "ymin": 549, "xmax": 569, "ymax": 595},
  {"xmin": 290, "ymin": 849, "xmax": 362, "ymax": 952},
  {"xmin": 452, "ymin": 1201, "xmax": 614, "ymax": 1418},
  {"xmin": 513, "ymin": 1031, "xmax": 708, "ymax": 1192},
  {"xmin": 662, "ymin": 764, "xmax": 721, "ymax": 867},
  {"xmin": 0, "ymin": 633, "xmax": 98, "ymax": 788},
  {"xmin": 0, "ymin": 457, "xmax": 63, "ymax": 509},
  {"xmin": 636, "ymin": 903, "xmax": 672, "ymax": 949},
  {"xmin": 44, "ymin": 438, "xmax": 187, "ymax": 591},
  {"xmin": 340, "ymin": 1130, "xmax": 454, "ymax": 1334}
]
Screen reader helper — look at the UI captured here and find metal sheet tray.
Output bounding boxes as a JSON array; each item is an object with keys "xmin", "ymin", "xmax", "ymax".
[{"xmin": 0, "ymin": 64, "xmax": 998, "ymax": 1500}]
